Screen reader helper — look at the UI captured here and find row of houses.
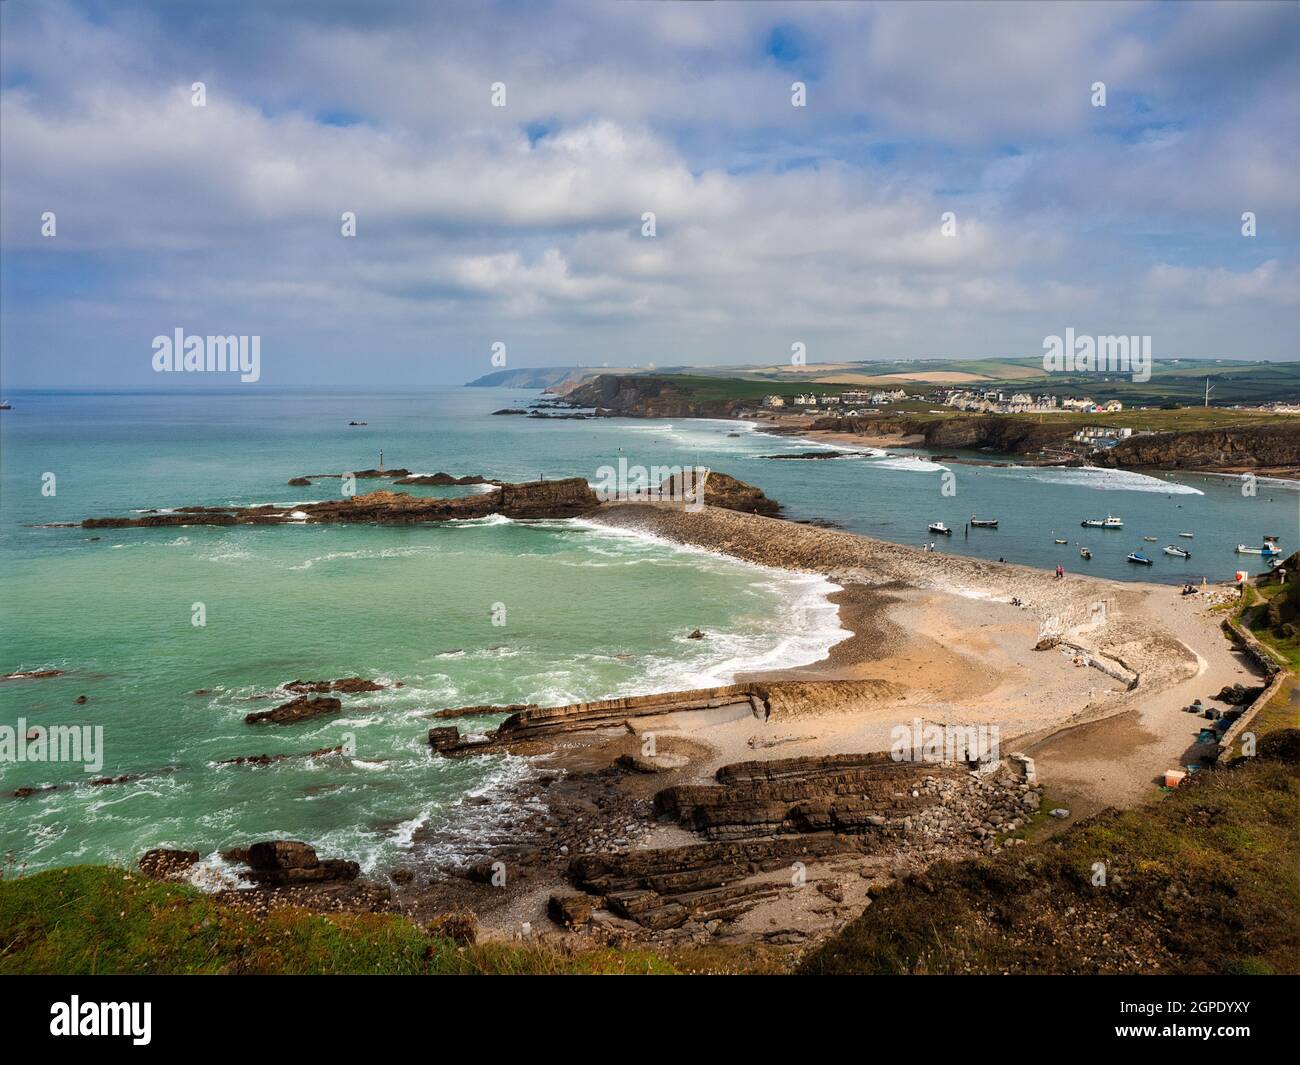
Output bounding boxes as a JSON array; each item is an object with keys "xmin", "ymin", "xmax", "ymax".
[
  {"xmin": 761, "ymin": 388, "xmax": 905, "ymax": 409},
  {"xmin": 943, "ymin": 389, "xmax": 1123, "ymax": 414}
]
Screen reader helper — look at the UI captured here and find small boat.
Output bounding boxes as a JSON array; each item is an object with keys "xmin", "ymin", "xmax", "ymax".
[
  {"xmin": 1235, "ymin": 544, "xmax": 1264, "ymax": 555},
  {"xmin": 1262, "ymin": 543, "xmax": 1282, "ymax": 556},
  {"xmin": 348, "ymin": 420, "xmax": 368, "ymax": 426},
  {"xmin": 1127, "ymin": 551, "xmax": 1154, "ymax": 565},
  {"xmin": 928, "ymin": 522, "xmax": 952, "ymax": 536},
  {"xmin": 0, "ymin": 402, "xmax": 11, "ymax": 410},
  {"xmin": 1079, "ymin": 547, "xmax": 1092, "ymax": 559},
  {"xmin": 1163, "ymin": 545, "xmax": 1191, "ymax": 558},
  {"xmin": 1081, "ymin": 515, "xmax": 1123, "ymax": 528},
  {"xmin": 1178, "ymin": 532, "xmax": 1194, "ymax": 539},
  {"xmin": 969, "ymin": 516, "xmax": 998, "ymax": 528},
  {"xmin": 1054, "ymin": 538, "xmax": 1068, "ymax": 545},
  {"xmin": 1142, "ymin": 536, "xmax": 1157, "ymax": 542}
]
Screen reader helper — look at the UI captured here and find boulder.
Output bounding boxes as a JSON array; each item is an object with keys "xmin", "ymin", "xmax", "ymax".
[
  {"xmin": 287, "ymin": 477, "xmax": 311, "ymax": 486},
  {"xmin": 548, "ymin": 893, "xmax": 595, "ymax": 929},
  {"xmin": 428, "ymin": 726, "xmax": 460, "ymax": 752},
  {"xmin": 248, "ymin": 840, "xmax": 319, "ymax": 871},
  {"xmin": 244, "ymin": 840, "xmax": 360, "ymax": 886}
]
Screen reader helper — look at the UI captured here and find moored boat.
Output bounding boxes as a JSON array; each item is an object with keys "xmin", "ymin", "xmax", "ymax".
[
  {"xmin": 1142, "ymin": 536, "xmax": 1157, "ymax": 542},
  {"xmin": 1235, "ymin": 544, "xmax": 1264, "ymax": 555},
  {"xmin": 969, "ymin": 516, "xmax": 998, "ymax": 528},
  {"xmin": 928, "ymin": 522, "xmax": 952, "ymax": 536},
  {"xmin": 1127, "ymin": 551, "xmax": 1154, "ymax": 565},
  {"xmin": 1079, "ymin": 547, "xmax": 1092, "ymax": 559},
  {"xmin": 1081, "ymin": 515, "xmax": 1123, "ymax": 528},
  {"xmin": 1163, "ymin": 545, "xmax": 1191, "ymax": 558},
  {"xmin": 1178, "ymin": 532, "xmax": 1194, "ymax": 539}
]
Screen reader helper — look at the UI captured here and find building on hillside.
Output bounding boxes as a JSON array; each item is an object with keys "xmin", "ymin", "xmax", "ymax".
[
  {"xmin": 761, "ymin": 394, "xmax": 786, "ymax": 408},
  {"xmin": 1104, "ymin": 400, "xmax": 1123, "ymax": 412}
]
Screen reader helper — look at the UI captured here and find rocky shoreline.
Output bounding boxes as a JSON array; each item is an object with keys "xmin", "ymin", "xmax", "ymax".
[{"xmin": 78, "ymin": 473, "xmax": 1250, "ymax": 950}]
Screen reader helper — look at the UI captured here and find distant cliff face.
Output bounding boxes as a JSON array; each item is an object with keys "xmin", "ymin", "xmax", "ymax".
[
  {"xmin": 1094, "ymin": 424, "xmax": 1300, "ymax": 473},
  {"xmin": 465, "ymin": 367, "xmax": 591, "ymax": 389},
  {"xmin": 564, "ymin": 375, "xmax": 742, "ymax": 418}
]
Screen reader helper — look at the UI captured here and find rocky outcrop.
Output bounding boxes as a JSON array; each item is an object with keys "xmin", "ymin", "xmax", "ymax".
[
  {"xmin": 0, "ymin": 669, "xmax": 63, "ymax": 681},
  {"xmin": 283, "ymin": 677, "xmax": 384, "ymax": 694},
  {"xmin": 393, "ymin": 472, "xmax": 494, "ymax": 486},
  {"xmin": 567, "ymin": 833, "xmax": 867, "ymax": 930},
  {"xmin": 78, "ymin": 478, "xmax": 601, "ymax": 529},
  {"xmin": 217, "ymin": 745, "xmax": 345, "ymax": 766},
  {"xmin": 244, "ymin": 840, "xmax": 360, "ymax": 887},
  {"xmin": 656, "ymin": 753, "xmax": 961, "ymax": 841},
  {"xmin": 1095, "ymin": 424, "xmax": 1300, "ymax": 474},
  {"xmin": 245, "ymin": 695, "xmax": 342, "ymax": 725}
]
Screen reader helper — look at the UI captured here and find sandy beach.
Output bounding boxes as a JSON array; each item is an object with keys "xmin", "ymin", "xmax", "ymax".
[{"xmin": 395, "ymin": 498, "xmax": 1265, "ymax": 947}]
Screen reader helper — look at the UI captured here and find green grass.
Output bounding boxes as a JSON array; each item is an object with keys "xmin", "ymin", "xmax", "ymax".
[
  {"xmin": 0, "ymin": 867, "xmax": 675, "ymax": 975},
  {"xmin": 800, "ymin": 747, "xmax": 1300, "ymax": 975}
]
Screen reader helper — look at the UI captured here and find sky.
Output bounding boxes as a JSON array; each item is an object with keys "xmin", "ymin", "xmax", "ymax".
[{"xmin": 1, "ymin": 0, "xmax": 1297, "ymax": 389}]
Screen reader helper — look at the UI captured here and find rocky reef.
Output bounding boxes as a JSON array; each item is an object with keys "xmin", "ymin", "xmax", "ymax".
[
  {"xmin": 69, "ymin": 471, "xmax": 782, "ymax": 528},
  {"xmin": 77, "ymin": 477, "xmax": 602, "ymax": 528}
]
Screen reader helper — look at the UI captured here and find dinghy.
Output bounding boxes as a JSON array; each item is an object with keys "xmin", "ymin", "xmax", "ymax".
[
  {"xmin": 1178, "ymin": 532, "xmax": 1194, "ymax": 539},
  {"xmin": 1054, "ymin": 538, "xmax": 1068, "ymax": 545},
  {"xmin": 1142, "ymin": 536, "xmax": 1157, "ymax": 542},
  {"xmin": 969, "ymin": 516, "xmax": 998, "ymax": 528}
]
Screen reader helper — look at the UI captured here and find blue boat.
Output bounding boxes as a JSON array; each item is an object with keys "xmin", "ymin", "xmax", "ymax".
[{"xmin": 1126, "ymin": 550, "xmax": 1154, "ymax": 565}]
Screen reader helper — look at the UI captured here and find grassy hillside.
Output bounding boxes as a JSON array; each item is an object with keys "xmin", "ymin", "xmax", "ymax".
[
  {"xmin": 0, "ymin": 867, "xmax": 673, "ymax": 975},
  {"xmin": 509, "ymin": 359, "xmax": 1300, "ymax": 408}
]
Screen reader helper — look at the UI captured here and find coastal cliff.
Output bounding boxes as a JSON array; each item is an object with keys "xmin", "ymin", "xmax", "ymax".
[
  {"xmin": 818, "ymin": 413, "xmax": 1300, "ymax": 476},
  {"xmin": 1093, "ymin": 423, "xmax": 1300, "ymax": 476},
  {"xmin": 564, "ymin": 374, "xmax": 745, "ymax": 418}
]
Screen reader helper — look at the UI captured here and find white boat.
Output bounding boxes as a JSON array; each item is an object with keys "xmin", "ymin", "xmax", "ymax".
[
  {"xmin": 1081, "ymin": 515, "xmax": 1123, "ymax": 528},
  {"xmin": 1236, "ymin": 544, "xmax": 1264, "ymax": 555},
  {"xmin": 1079, "ymin": 547, "xmax": 1092, "ymax": 559},
  {"xmin": 1178, "ymin": 532, "xmax": 1194, "ymax": 539},
  {"xmin": 1163, "ymin": 545, "xmax": 1191, "ymax": 558},
  {"xmin": 1142, "ymin": 536, "xmax": 1157, "ymax": 542},
  {"xmin": 969, "ymin": 516, "xmax": 998, "ymax": 528},
  {"xmin": 928, "ymin": 522, "xmax": 952, "ymax": 536}
]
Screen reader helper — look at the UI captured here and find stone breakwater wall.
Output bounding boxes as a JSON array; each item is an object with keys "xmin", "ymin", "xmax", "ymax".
[
  {"xmin": 433, "ymin": 678, "xmax": 923, "ymax": 757},
  {"xmin": 1217, "ymin": 617, "xmax": 1289, "ymax": 757}
]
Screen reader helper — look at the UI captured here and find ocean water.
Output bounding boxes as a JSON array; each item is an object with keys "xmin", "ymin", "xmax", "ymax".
[{"xmin": 0, "ymin": 389, "xmax": 1295, "ymax": 875}]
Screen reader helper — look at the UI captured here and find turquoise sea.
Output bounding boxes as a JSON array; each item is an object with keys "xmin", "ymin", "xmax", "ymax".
[{"xmin": 1, "ymin": 389, "xmax": 1296, "ymax": 877}]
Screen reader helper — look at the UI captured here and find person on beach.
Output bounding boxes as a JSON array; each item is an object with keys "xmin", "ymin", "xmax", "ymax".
[{"xmin": 1055, "ymin": 564, "xmax": 1064, "ymax": 580}]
